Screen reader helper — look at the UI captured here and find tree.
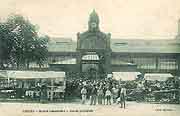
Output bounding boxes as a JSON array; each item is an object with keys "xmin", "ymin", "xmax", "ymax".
[
  {"xmin": 32, "ymin": 35, "xmax": 49, "ymax": 69},
  {"xmin": 0, "ymin": 14, "xmax": 49, "ymax": 70},
  {"xmin": 0, "ymin": 22, "xmax": 14, "ymax": 69},
  {"xmin": 6, "ymin": 14, "xmax": 38, "ymax": 69}
]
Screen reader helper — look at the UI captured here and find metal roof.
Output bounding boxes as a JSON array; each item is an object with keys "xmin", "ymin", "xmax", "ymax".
[
  {"xmin": 48, "ymin": 38, "xmax": 180, "ymax": 53},
  {"xmin": 111, "ymin": 39, "xmax": 180, "ymax": 53},
  {"xmin": 48, "ymin": 38, "xmax": 77, "ymax": 52}
]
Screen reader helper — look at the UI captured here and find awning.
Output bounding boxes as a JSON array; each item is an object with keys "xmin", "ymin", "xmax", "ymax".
[
  {"xmin": 7, "ymin": 71, "xmax": 65, "ymax": 81},
  {"xmin": 52, "ymin": 58, "xmax": 76, "ymax": 64},
  {"xmin": 112, "ymin": 72, "xmax": 141, "ymax": 81},
  {"xmin": 82, "ymin": 54, "xmax": 99, "ymax": 60},
  {"xmin": 144, "ymin": 73, "xmax": 173, "ymax": 81},
  {"xmin": 0, "ymin": 70, "xmax": 7, "ymax": 78}
]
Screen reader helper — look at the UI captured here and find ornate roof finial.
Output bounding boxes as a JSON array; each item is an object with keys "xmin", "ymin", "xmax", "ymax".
[{"xmin": 89, "ymin": 9, "xmax": 99, "ymax": 25}]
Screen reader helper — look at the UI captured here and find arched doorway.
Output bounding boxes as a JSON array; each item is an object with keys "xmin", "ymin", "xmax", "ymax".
[
  {"xmin": 88, "ymin": 68, "xmax": 98, "ymax": 80},
  {"xmin": 80, "ymin": 52, "xmax": 105, "ymax": 79}
]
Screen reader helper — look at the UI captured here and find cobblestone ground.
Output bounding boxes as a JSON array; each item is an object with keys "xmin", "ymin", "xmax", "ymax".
[{"xmin": 0, "ymin": 101, "xmax": 180, "ymax": 116}]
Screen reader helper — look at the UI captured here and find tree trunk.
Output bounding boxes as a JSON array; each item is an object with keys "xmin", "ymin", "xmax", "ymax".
[
  {"xmin": 17, "ymin": 60, "xmax": 20, "ymax": 70},
  {"xmin": 26, "ymin": 60, "xmax": 30, "ymax": 70}
]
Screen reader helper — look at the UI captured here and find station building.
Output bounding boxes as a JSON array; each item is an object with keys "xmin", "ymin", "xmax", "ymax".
[{"xmin": 46, "ymin": 10, "xmax": 180, "ymax": 79}]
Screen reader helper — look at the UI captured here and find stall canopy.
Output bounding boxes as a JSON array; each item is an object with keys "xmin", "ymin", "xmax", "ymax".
[
  {"xmin": 144, "ymin": 73, "xmax": 173, "ymax": 81},
  {"xmin": 52, "ymin": 58, "xmax": 76, "ymax": 64},
  {"xmin": 0, "ymin": 70, "xmax": 7, "ymax": 78},
  {"xmin": 7, "ymin": 71, "xmax": 65, "ymax": 81},
  {"xmin": 112, "ymin": 72, "xmax": 141, "ymax": 81}
]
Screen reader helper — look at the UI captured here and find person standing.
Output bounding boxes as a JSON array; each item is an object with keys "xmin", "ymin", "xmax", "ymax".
[
  {"xmin": 90, "ymin": 84, "xmax": 97, "ymax": 105},
  {"xmin": 112, "ymin": 85, "xmax": 119, "ymax": 104},
  {"xmin": 81, "ymin": 86, "xmax": 87, "ymax": 104},
  {"xmin": 105, "ymin": 88, "xmax": 112, "ymax": 105},
  {"xmin": 120, "ymin": 85, "xmax": 126, "ymax": 108},
  {"xmin": 102, "ymin": 85, "xmax": 106, "ymax": 105},
  {"xmin": 97, "ymin": 86, "xmax": 104, "ymax": 105}
]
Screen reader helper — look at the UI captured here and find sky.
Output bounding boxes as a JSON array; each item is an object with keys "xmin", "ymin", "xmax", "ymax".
[{"xmin": 0, "ymin": 0, "xmax": 180, "ymax": 40}]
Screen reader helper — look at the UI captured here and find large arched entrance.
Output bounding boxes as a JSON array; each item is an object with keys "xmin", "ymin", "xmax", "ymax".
[
  {"xmin": 88, "ymin": 68, "xmax": 98, "ymax": 80},
  {"xmin": 76, "ymin": 10, "xmax": 112, "ymax": 79},
  {"xmin": 80, "ymin": 52, "xmax": 106, "ymax": 79}
]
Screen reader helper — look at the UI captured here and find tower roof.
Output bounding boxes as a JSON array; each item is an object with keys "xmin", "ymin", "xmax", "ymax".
[{"xmin": 89, "ymin": 9, "xmax": 99, "ymax": 24}]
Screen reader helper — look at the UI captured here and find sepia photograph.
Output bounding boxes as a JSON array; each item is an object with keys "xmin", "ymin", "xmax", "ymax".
[{"xmin": 0, "ymin": 0, "xmax": 180, "ymax": 116}]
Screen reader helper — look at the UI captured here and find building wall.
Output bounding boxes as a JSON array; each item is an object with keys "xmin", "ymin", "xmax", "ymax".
[{"xmin": 111, "ymin": 53, "xmax": 180, "ymax": 74}]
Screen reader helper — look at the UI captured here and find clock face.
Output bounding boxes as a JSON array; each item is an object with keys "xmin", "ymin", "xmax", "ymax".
[{"xmin": 91, "ymin": 22, "xmax": 97, "ymax": 28}]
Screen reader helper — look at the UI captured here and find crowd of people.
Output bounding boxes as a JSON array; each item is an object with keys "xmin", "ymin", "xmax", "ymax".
[
  {"xmin": 66, "ymin": 78, "xmax": 127, "ymax": 108},
  {"xmin": 65, "ymin": 76, "xmax": 180, "ymax": 105}
]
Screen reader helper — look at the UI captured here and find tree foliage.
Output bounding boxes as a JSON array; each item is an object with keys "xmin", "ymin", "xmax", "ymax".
[
  {"xmin": 0, "ymin": 14, "xmax": 49, "ymax": 69},
  {"xmin": 0, "ymin": 22, "xmax": 15, "ymax": 69}
]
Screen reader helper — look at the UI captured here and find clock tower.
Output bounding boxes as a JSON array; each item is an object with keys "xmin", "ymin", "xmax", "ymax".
[{"xmin": 76, "ymin": 10, "xmax": 112, "ymax": 79}]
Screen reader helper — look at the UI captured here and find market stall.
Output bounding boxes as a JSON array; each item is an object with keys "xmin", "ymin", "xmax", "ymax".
[{"xmin": 0, "ymin": 71, "xmax": 66, "ymax": 101}]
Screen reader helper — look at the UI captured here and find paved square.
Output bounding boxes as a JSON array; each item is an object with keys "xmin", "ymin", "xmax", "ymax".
[{"xmin": 0, "ymin": 102, "xmax": 179, "ymax": 116}]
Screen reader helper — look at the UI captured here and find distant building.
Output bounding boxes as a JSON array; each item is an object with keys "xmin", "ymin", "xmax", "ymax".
[{"xmin": 44, "ymin": 10, "xmax": 180, "ymax": 79}]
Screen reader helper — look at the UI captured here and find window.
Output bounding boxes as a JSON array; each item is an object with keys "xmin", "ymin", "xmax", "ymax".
[{"xmin": 158, "ymin": 58, "xmax": 177, "ymax": 70}]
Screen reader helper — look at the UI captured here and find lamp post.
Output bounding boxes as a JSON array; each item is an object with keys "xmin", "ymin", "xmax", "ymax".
[{"xmin": 50, "ymin": 78, "xmax": 54, "ymax": 101}]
